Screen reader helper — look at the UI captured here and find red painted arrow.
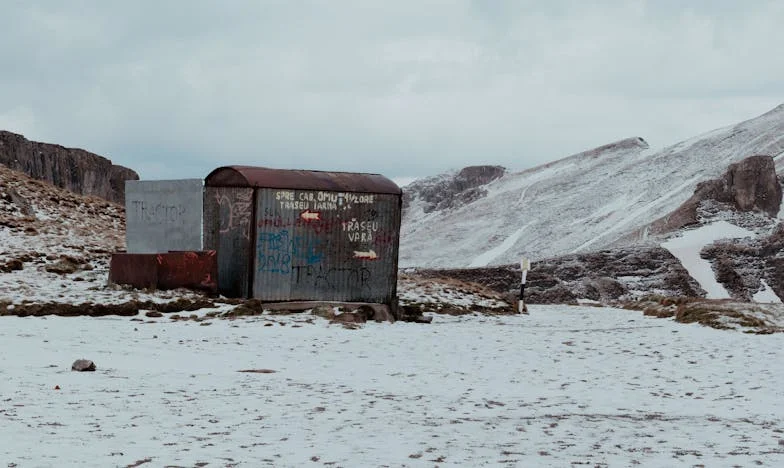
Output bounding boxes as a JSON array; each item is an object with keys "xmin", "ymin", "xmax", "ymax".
[{"xmin": 300, "ymin": 210, "xmax": 321, "ymax": 222}]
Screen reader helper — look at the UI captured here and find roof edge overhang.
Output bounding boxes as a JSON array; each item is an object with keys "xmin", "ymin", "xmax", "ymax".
[{"xmin": 205, "ymin": 165, "xmax": 402, "ymax": 195}]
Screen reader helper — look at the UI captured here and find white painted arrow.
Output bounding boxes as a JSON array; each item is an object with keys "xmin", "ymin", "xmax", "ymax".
[
  {"xmin": 353, "ymin": 249, "xmax": 378, "ymax": 260},
  {"xmin": 300, "ymin": 209, "xmax": 321, "ymax": 221}
]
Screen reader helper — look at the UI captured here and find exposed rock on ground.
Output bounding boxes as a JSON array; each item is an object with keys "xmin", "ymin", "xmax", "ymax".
[
  {"xmin": 329, "ymin": 311, "xmax": 367, "ymax": 325},
  {"xmin": 0, "ymin": 297, "xmax": 217, "ymax": 317},
  {"xmin": 409, "ymin": 246, "xmax": 704, "ymax": 306},
  {"xmin": 71, "ymin": 359, "xmax": 96, "ymax": 372},
  {"xmin": 45, "ymin": 256, "xmax": 88, "ymax": 275},
  {"xmin": 397, "ymin": 273, "xmax": 515, "ymax": 315}
]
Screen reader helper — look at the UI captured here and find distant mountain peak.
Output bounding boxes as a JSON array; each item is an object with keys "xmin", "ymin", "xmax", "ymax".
[
  {"xmin": 582, "ymin": 137, "xmax": 650, "ymax": 157},
  {"xmin": 762, "ymin": 103, "xmax": 784, "ymax": 116}
]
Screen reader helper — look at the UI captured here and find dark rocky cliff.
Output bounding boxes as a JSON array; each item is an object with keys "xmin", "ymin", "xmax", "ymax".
[
  {"xmin": 403, "ymin": 165, "xmax": 506, "ymax": 213},
  {"xmin": 0, "ymin": 131, "xmax": 138, "ymax": 204}
]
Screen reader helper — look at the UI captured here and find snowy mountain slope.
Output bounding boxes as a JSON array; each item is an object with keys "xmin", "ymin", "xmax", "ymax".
[{"xmin": 401, "ymin": 104, "xmax": 784, "ymax": 268}]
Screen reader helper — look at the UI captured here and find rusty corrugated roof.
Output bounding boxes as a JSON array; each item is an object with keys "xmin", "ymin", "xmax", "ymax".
[{"xmin": 204, "ymin": 166, "xmax": 402, "ymax": 195}]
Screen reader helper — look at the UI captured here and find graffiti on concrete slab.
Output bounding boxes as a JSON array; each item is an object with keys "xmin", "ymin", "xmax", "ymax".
[
  {"xmin": 125, "ymin": 179, "xmax": 203, "ymax": 254},
  {"xmin": 129, "ymin": 201, "xmax": 188, "ymax": 226}
]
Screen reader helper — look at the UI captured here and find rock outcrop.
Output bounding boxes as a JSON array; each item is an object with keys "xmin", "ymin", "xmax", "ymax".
[
  {"xmin": 0, "ymin": 131, "xmax": 138, "ymax": 204},
  {"xmin": 647, "ymin": 155, "xmax": 782, "ymax": 235},
  {"xmin": 409, "ymin": 245, "xmax": 704, "ymax": 305},
  {"xmin": 700, "ymin": 223, "xmax": 784, "ymax": 302},
  {"xmin": 403, "ymin": 165, "xmax": 506, "ymax": 213}
]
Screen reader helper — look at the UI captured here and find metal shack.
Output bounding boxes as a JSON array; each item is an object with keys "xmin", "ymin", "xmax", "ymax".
[{"xmin": 203, "ymin": 166, "xmax": 402, "ymax": 306}]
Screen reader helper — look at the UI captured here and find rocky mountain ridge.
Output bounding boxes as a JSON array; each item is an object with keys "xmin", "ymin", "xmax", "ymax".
[
  {"xmin": 401, "ymin": 104, "xmax": 784, "ymax": 269},
  {"xmin": 405, "ymin": 152, "xmax": 784, "ymax": 306},
  {"xmin": 0, "ymin": 130, "xmax": 138, "ymax": 204}
]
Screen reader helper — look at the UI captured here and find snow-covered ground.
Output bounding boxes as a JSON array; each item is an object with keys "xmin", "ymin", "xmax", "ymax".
[{"xmin": 2, "ymin": 306, "xmax": 782, "ymax": 467}]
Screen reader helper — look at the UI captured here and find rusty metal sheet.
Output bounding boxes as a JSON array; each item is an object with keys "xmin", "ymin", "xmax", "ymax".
[
  {"xmin": 156, "ymin": 251, "xmax": 218, "ymax": 294},
  {"xmin": 205, "ymin": 186, "xmax": 255, "ymax": 298},
  {"xmin": 205, "ymin": 166, "xmax": 401, "ymax": 195},
  {"xmin": 109, "ymin": 251, "xmax": 218, "ymax": 293},
  {"xmin": 109, "ymin": 253, "xmax": 158, "ymax": 290},
  {"xmin": 252, "ymin": 188, "xmax": 401, "ymax": 304}
]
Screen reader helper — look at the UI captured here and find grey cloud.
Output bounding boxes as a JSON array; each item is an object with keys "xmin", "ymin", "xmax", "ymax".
[{"xmin": 0, "ymin": 1, "xmax": 782, "ymax": 182}]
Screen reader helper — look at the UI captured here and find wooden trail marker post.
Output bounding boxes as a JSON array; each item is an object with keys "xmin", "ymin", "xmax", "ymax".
[{"xmin": 519, "ymin": 257, "xmax": 531, "ymax": 314}]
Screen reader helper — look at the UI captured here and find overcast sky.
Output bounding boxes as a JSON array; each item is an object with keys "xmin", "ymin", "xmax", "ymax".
[{"xmin": 1, "ymin": 1, "xmax": 783, "ymax": 185}]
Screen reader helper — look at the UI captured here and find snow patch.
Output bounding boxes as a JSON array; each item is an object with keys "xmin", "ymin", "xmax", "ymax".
[
  {"xmin": 753, "ymin": 279, "xmax": 782, "ymax": 304},
  {"xmin": 662, "ymin": 221, "xmax": 756, "ymax": 299},
  {"xmin": 468, "ymin": 224, "xmax": 529, "ymax": 268}
]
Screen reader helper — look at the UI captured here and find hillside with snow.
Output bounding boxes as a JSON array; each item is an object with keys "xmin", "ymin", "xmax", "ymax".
[{"xmin": 401, "ymin": 104, "xmax": 784, "ymax": 269}]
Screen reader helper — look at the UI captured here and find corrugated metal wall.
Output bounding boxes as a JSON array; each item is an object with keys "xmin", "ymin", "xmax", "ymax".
[
  {"xmin": 252, "ymin": 188, "xmax": 400, "ymax": 303},
  {"xmin": 203, "ymin": 186, "xmax": 255, "ymax": 298}
]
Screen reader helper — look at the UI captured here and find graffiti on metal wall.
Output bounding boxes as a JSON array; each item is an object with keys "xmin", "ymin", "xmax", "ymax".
[
  {"xmin": 218, "ymin": 190, "xmax": 253, "ymax": 240},
  {"xmin": 255, "ymin": 188, "xmax": 391, "ymax": 297},
  {"xmin": 257, "ymin": 229, "xmax": 325, "ymax": 274},
  {"xmin": 291, "ymin": 264, "xmax": 372, "ymax": 290},
  {"xmin": 257, "ymin": 216, "xmax": 344, "ymax": 235},
  {"xmin": 255, "ymin": 224, "xmax": 375, "ymax": 289},
  {"xmin": 341, "ymin": 218, "xmax": 379, "ymax": 243},
  {"xmin": 275, "ymin": 190, "xmax": 376, "ymax": 211},
  {"xmin": 264, "ymin": 190, "xmax": 389, "ymax": 257}
]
